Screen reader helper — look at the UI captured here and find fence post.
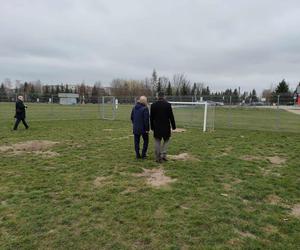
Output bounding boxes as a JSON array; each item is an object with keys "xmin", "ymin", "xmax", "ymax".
[{"xmin": 276, "ymin": 95, "xmax": 280, "ymax": 130}]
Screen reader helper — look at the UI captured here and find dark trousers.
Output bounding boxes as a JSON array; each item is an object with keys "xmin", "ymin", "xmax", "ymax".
[
  {"xmin": 134, "ymin": 133, "xmax": 149, "ymax": 158},
  {"xmin": 13, "ymin": 118, "xmax": 29, "ymax": 130}
]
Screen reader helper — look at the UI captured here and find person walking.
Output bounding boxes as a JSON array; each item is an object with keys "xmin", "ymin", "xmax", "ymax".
[
  {"xmin": 130, "ymin": 96, "xmax": 150, "ymax": 159},
  {"xmin": 150, "ymin": 92, "xmax": 176, "ymax": 163},
  {"xmin": 13, "ymin": 96, "xmax": 29, "ymax": 130}
]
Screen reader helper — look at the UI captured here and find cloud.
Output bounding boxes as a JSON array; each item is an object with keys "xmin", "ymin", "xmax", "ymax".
[{"xmin": 0, "ymin": 0, "xmax": 299, "ymax": 92}]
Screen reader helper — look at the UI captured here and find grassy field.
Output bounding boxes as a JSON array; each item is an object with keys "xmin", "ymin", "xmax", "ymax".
[
  {"xmin": 0, "ymin": 104, "xmax": 300, "ymax": 249},
  {"xmin": 1, "ymin": 102, "xmax": 300, "ymax": 132}
]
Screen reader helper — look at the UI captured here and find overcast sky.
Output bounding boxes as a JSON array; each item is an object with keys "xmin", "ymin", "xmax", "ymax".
[{"xmin": 0, "ymin": 0, "xmax": 300, "ymax": 92}]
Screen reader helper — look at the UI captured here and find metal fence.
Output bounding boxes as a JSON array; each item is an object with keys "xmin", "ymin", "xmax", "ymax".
[{"xmin": 0, "ymin": 95, "xmax": 299, "ymax": 133}]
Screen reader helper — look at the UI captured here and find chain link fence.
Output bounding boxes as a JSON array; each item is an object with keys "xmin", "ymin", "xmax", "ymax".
[{"xmin": 0, "ymin": 94, "xmax": 299, "ymax": 133}]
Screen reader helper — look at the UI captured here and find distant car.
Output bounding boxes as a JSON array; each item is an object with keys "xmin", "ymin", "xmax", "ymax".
[
  {"xmin": 215, "ymin": 102, "xmax": 224, "ymax": 106},
  {"xmin": 249, "ymin": 102, "xmax": 264, "ymax": 106}
]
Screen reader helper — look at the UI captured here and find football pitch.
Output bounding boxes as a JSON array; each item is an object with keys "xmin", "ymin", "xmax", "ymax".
[{"xmin": 0, "ymin": 103, "xmax": 300, "ymax": 249}]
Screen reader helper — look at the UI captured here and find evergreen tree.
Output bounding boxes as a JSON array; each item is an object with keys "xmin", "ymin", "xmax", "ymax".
[
  {"xmin": 191, "ymin": 83, "xmax": 197, "ymax": 96},
  {"xmin": 166, "ymin": 81, "xmax": 172, "ymax": 96},
  {"xmin": 181, "ymin": 82, "xmax": 190, "ymax": 96},
  {"xmin": 251, "ymin": 89, "xmax": 258, "ymax": 102},
  {"xmin": 275, "ymin": 79, "xmax": 289, "ymax": 93},
  {"xmin": 0, "ymin": 83, "xmax": 8, "ymax": 101},
  {"xmin": 157, "ymin": 77, "xmax": 162, "ymax": 93},
  {"xmin": 232, "ymin": 88, "xmax": 240, "ymax": 104},
  {"xmin": 91, "ymin": 85, "xmax": 99, "ymax": 103},
  {"xmin": 151, "ymin": 69, "xmax": 158, "ymax": 94}
]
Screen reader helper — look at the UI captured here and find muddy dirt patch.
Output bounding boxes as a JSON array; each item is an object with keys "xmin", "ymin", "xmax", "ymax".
[
  {"xmin": 266, "ymin": 156, "xmax": 286, "ymax": 165},
  {"xmin": 0, "ymin": 140, "xmax": 59, "ymax": 156},
  {"xmin": 112, "ymin": 135, "xmax": 134, "ymax": 140},
  {"xmin": 263, "ymin": 225, "xmax": 279, "ymax": 234},
  {"xmin": 173, "ymin": 128, "xmax": 186, "ymax": 133},
  {"xmin": 93, "ymin": 177, "xmax": 111, "ymax": 187},
  {"xmin": 168, "ymin": 153, "xmax": 199, "ymax": 161},
  {"xmin": 33, "ymin": 151, "xmax": 60, "ymax": 158},
  {"xmin": 135, "ymin": 168, "xmax": 176, "ymax": 188},
  {"xmin": 265, "ymin": 194, "xmax": 282, "ymax": 205},
  {"xmin": 235, "ymin": 229, "xmax": 256, "ymax": 239},
  {"xmin": 291, "ymin": 204, "xmax": 300, "ymax": 218},
  {"xmin": 240, "ymin": 155, "xmax": 262, "ymax": 161}
]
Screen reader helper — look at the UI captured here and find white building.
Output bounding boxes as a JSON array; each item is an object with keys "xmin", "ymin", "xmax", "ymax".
[{"xmin": 58, "ymin": 93, "xmax": 79, "ymax": 105}]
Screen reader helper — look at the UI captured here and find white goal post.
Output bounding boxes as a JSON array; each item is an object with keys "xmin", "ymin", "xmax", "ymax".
[{"xmin": 169, "ymin": 101, "xmax": 212, "ymax": 132}]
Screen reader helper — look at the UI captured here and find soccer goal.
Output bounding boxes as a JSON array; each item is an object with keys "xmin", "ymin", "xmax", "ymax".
[
  {"xmin": 169, "ymin": 101, "xmax": 215, "ymax": 132},
  {"xmin": 101, "ymin": 96, "xmax": 116, "ymax": 120}
]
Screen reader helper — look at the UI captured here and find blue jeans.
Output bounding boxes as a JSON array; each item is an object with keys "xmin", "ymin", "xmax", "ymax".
[{"xmin": 134, "ymin": 133, "xmax": 149, "ymax": 158}]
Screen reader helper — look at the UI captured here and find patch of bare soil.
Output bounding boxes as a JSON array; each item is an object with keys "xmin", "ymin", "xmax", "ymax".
[
  {"xmin": 93, "ymin": 177, "xmax": 110, "ymax": 187},
  {"xmin": 223, "ymin": 183, "xmax": 232, "ymax": 191},
  {"xmin": 172, "ymin": 128, "xmax": 186, "ymax": 133},
  {"xmin": 217, "ymin": 146, "xmax": 233, "ymax": 157},
  {"xmin": 263, "ymin": 225, "xmax": 279, "ymax": 234},
  {"xmin": 262, "ymin": 169, "xmax": 281, "ymax": 177},
  {"xmin": 33, "ymin": 151, "xmax": 60, "ymax": 158},
  {"xmin": 265, "ymin": 194, "xmax": 282, "ymax": 205},
  {"xmin": 121, "ymin": 187, "xmax": 139, "ymax": 194},
  {"xmin": 266, "ymin": 156, "xmax": 286, "ymax": 165},
  {"xmin": 0, "ymin": 140, "xmax": 59, "ymax": 157},
  {"xmin": 135, "ymin": 168, "xmax": 176, "ymax": 188},
  {"xmin": 112, "ymin": 135, "xmax": 134, "ymax": 140},
  {"xmin": 291, "ymin": 204, "xmax": 300, "ymax": 218},
  {"xmin": 240, "ymin": 155, "xmax": 262, "ymax": 161},
  {"xmin": 235, "ymin": 229, "xmax": 257, "ymax": 239},
  {"xmin": 168, "ymin": 153, "xmax": 199, "ymax": 161}
]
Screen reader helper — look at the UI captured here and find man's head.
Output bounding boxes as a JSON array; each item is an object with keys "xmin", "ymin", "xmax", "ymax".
[
  {"xmin": 139, "ymin": 96, "xmax": 148, "ymax": 105},
  {"xmin": 18, "ymin": 96, "xmax": 24, "ymax": 101},
  {"xmin": 157, "ymin": 92, "xmax": 165, "ymax": 99}
]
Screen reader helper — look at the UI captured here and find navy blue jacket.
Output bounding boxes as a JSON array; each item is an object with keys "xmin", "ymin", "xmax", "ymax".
[{"xmin": 131, "ymin": 102, "xmax": 150, "ymax": 134}]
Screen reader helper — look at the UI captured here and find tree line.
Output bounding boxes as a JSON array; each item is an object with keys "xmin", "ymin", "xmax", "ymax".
[{"xmin": 1, "ymin": 72, "xmax": 299, "ymax": 105}]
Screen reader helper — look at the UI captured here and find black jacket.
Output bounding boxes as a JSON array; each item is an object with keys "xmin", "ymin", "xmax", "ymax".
[
  {"xmin": 15, "ymin": 100, "xmax": 26, "ymax": 119},
  {"xmin": 150, "ymin": 99, "xmax": 176, "ymax": 139},
  {"xmin": 130, "ymin": 102, "xmax": 150, "ymax": 134}
]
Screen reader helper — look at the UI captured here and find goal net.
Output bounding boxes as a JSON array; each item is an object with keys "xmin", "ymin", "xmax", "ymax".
[
  {"xmin": 101, "ymin": 96, "xmax": 116, "ymax": 120},
  {"xmin": 169, "ymin": 101, "xmax": 215, "ymax": 132}
]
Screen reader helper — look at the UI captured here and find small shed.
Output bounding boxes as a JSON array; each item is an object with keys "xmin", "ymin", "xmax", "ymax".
[{"xmin": 58, "ymin": 93, "xmax": 79, "ymax": 105}]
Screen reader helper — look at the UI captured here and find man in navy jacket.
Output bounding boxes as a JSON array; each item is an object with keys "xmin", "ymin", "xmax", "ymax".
[{"xmin": 130, "ymin": 96, "xmax": 150, "ymax": 159}]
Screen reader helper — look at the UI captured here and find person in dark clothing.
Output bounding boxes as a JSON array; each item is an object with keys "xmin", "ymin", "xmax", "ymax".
[
  {"xmin": 13, "ymin": 96, "xmax": 29, "ymax": 130},
  {"xmin": 150, "ymin": 92, "xmax": 176, "ymax": 163},
  {"xmin": 130, "ymin": 96, "xmax": 150, "ymax": 159}
]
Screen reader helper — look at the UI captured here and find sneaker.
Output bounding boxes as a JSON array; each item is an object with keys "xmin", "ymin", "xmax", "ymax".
[{"xmin": 161, "ymin": 157, "xmax": 168, "ymax": 161}]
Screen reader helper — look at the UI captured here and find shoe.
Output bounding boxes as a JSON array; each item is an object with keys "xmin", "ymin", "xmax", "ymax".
[
  {"xmin": 141, "ymin": 155, "xmax": 147, "ymax": 160},
  {"xmin": 136, "ymin": 155, "xmax": 141, "ymax": 159},
  {"xmin": 162, "ymin": 157, "xmax": 168, "ymax": 162},
  {"xmin": 25, "ymin": 126, "xmax": 29, "ymax": 130}
]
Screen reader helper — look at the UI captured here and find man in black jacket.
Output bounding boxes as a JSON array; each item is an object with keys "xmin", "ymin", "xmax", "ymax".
[
  {"xmin": 13, "ymin": 96, "xmax": 29, "ymax": 130},
  {"xmin": 150, "ymin": 92, "xmax": 176, "ymax": 163}
]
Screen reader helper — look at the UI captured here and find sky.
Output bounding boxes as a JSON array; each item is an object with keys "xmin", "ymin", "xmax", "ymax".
[{"xmin": 0, "ymin": 0, "xmax": 300, "ymax": 93}]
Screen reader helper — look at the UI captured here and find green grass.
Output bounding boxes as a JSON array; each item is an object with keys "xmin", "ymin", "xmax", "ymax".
[
  {"xmin": 0, "ymin": 105, "xmax": 300, "ymax": 249},
  {"xmin": 1, "ymin": 102, "xmax": 299, "ymax": 132}
]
